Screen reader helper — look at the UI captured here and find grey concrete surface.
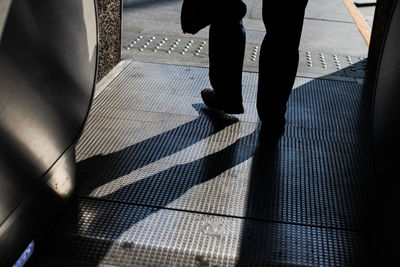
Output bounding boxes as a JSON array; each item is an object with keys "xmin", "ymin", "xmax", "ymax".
[
  {"xmin": 358, "ymin": 5, "xmax": 376, "ymax": 28},
  {"xmin": 121, "ymin": 0, "xmax": 373, "ymax": 79}
]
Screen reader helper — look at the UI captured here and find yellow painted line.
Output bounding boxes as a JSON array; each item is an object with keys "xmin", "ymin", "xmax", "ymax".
[{"xmin": 342, "ymin": 0, "xmax": 372, "ymax": 46}]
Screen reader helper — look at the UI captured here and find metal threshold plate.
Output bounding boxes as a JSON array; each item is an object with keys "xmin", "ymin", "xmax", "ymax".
[{"xmin": 36, "ymin": 61, "xmax": 370, "ymax": 266}]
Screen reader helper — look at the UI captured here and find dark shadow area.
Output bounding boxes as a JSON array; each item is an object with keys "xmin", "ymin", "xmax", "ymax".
[
  {"xmin": 363, "ymin": 1, "xmax": 400, "ymax": 265},
  {"xmin": 77, "ymin": 103, "xmax": 239, "ymax": 195},
  {"xmin": 90, "ymin": 129, "xmax": 255, "ymax": 208},
  {"xmin": 236, "ymin": 61, "xmax": 372, "ymax": 266}
]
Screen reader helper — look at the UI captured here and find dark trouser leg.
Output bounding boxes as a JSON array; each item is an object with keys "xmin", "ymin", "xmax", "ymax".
[
  {"xmin": 257, "ymin": 0, "xmax": 308, "ymax": 135},
  {"xmin": 208, "ymin": 3, "xmax": 246, "ymax": 112}
]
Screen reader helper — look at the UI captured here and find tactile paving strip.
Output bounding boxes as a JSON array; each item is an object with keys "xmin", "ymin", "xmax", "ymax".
[
  {"xmin": 122, "ymin": 34, "xmax": 367, "ymax": 79},
  {"xmin": 36, "ymin": 61, "xmax": 369, "ymax": 266}
]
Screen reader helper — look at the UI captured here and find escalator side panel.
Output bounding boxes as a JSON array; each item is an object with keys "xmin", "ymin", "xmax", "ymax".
[{"xmin": 0, "ymin": 0, "xmax": 98, "ymax": 265}]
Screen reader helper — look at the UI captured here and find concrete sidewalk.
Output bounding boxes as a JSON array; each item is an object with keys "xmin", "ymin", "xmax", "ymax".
[{"xmin": 121, "ymin": 0, "xmax": 373, "ymax": 79}]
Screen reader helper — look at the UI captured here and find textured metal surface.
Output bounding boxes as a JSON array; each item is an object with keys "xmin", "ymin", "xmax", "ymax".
[
  {"xmin": 40, "ymin": 198, "xmax": 364, "ymax": 267},
  {"xmin": 35, "ymin": 61, "xmax": 370, "ymax": 266}
]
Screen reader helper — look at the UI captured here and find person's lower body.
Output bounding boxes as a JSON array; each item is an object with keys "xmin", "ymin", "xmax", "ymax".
[
  {"xmin": 202, "ymin": 1, "xmax": 247, "ymax": 114},
  {"xmin": 257, "ymin": 0, "xmax": 308, "ymax": 142}
]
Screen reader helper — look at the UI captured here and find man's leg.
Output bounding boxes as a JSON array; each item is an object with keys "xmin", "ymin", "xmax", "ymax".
[
  {"xmin": 204, "ymin": 1, "xmax": 247, "ymax": 114},
  {"xmin": 257, "ymin": 0, "xmax": 308, "ymax": 139}
]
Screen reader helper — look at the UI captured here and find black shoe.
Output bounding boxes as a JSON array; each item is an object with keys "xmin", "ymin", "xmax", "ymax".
[
  {"xmin": 201, "ymin": 88, "xmax": 222, "ymax": 111},
  {"xmin": 201, "ymin": 88, "xmax": 244, "ymax": 114}
]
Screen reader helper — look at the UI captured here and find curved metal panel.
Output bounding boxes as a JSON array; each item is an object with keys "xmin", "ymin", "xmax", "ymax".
[
  {"xmin": 369, "ymin": 0, "xmax": 400, "ymax": 265},
  {"xmin": 372, "ymin": 1, "xmax": 400, "ymax": 165},
  {"xmin": 0, "ymin": 0, "xmax": 97, "ymax": 265}
]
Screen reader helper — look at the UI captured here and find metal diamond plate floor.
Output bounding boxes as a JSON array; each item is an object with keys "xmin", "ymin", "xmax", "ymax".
[{"xmin": 34, "ymin": 60, "xmax": 371, "ymax": 266}]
